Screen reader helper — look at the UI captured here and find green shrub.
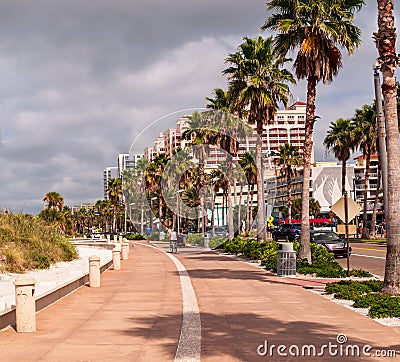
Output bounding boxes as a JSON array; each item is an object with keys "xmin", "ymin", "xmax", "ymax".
[
  {"xmin": 350, "ymin": 269, "xmax": 373, "ymax": 278},
  {"xmin": 187, "ymin": 233, "xmax": 204, "ymax": 247},
  {"xmin": 125, "ymin": 233, "xmax": 146, "ymax": 240},
  {"xmin": 326, "ymin": 280, "xmax": 400, "ymax": 318},
  {"xmin": 32, "ymin": 253, "xmax": 51, "ymax": 269},
  {"xmin": 208, "ymin": 236, "xmax": 227, "ymax": 249},
  {"xmin": 368, "ymin": 297, "xmax": 400, "ymax": 318},
  {"xmin": 325, "ymin": 280, "xmax": 384, "ymax": 300},
  {"xmin": 218, "ymin": 236, "xmax": 369, "ymax": 279},
  {"xmin": 260, "ymin": 241, "xmax": 279, "ymax": 271},
  {"xmin": 353, "ymin": 293, "xmax": 390, "ymax": 308}
]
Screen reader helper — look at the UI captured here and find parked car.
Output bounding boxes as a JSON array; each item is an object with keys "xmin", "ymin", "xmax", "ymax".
[
  {"xmin": 272, "ymin": 223, "xmax": 301, "ymax": 241},
  {"xmin": 212, "ymin": 226, "xmax": 228, "ymax": 237},
  {"xmin": 310, "ymin": 230, "xmax": 351, "ymax": 257}
]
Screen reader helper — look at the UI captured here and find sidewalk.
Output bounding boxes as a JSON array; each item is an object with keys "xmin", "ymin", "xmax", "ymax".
[
  {"xmin": 0, "ymin": 241, "xmax": 399, "ymax": 361},
  {"xmin": 0, "ymin": 242, "xmax": 182, "ymax": 361}
]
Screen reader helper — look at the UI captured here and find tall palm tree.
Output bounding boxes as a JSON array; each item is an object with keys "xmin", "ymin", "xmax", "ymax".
[
  {"xmin": 239, "ymin": 151, "xmax": 257, "ymax": 232},
  {"xmin": 374, "ymin": 0, "xmax": 400, "ymax": 295},
  {"xmin": 275, "ymin": 142, "xmax": 302, "ymax": 223},
  {"xmin": 324, "ymin": 118, "xmax": 356, "ymax": 195},
  {"xmin": 263, "ymin": 0, "xmax": 364, "ymax": 262},
  {"xmin": 135, "ymin": 157, "xmax": 148, "ymax": 234},
  {"xmin": 352, "ymin": 104, "xmax": 378, "ymax": 239},
  {"xmin": 223, "ymin": 36, "xmax": 295, "ymax": 242},
  {"xmin": 182, "ymin": 112, "xmax": 217, "ymax": 233},
  {"xmin": 107, "ymin": 178, "xmax": 123, "ymax": 232},
  {"xmin": 204, "ymin": 92, "xmax": 253, "ymax": 238}
]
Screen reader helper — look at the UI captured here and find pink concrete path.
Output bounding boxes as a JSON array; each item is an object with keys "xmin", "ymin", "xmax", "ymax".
[
  {"xmin": 0, "ymin": 242, "xmax": 182, "ymax": 361},
  {"xmin": 1, "ymin": 241, "xmax": 399, "ymax": 361}
]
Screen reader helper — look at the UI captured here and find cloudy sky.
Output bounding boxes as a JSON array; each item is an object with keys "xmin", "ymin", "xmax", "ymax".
[{"xmin": 0, "ymin": 0, "xmax": 398, "ymax": 214}]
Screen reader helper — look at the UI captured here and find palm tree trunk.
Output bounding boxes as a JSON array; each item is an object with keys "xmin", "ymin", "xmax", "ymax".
[
  {"xmin": 233, "ymin": 175, "xmax": 238, "ymax": 205},
  {"xmin": 140, "ymin": 195, "xmax": 144, "ymax": 235},
  {"xmin": 256, "ymin": 123, "xmax": 266, "ymax": 242},
  {"xmin": 211, "ymin": 190, "xmax": 216, "ymax": 231},
  {"xmin": 227, "ymin": 157, "xmax": 234, "ymax": 238},
  {"xmin": 375, "ymin": 0, "xmax": 400, "ymax": 295},
  {"xmin": 246, "ymin": 184, "xmax": 250, "ymax": 231},
  {"xmin": 113, "ymin": 204, "xmax": 117, "ymax": 233},
  {"xmin": 299, "ymin": 76, "xmax": 317, "ymax": 263},
  {"xmin": 287, "ymin": 173, "xmax": 292, "ymax": 223},
  {"xmin": 238, "ymin": 184, "xmax": 244, "ymax": 234},
  {"xmin": 249, "ymin": 186, "xmax": 254, "ymax": 231},
  {"xmin": 362, "ymin": 154, "xmax": 371, "ymax": 239},
  {"xmin": 341, "ymin": 160, "xmax": 347, "ymax": 195}
]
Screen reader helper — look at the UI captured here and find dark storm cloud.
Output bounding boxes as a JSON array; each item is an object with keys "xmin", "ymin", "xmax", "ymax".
[{"xmin": 0, "ymin": 0, "xmax": 397, "ymax": 214}]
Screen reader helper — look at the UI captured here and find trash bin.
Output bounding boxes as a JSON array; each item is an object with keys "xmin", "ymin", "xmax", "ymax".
[
  {"xmin": 159, "ymin": 231, "xmax": 165, "ymax": 241},
  {"xmin": 276, "ymin": 242, "xmax": 296, "ymax": 277},
  {"xmin": 204, "ymin": 233, "xmax": 209, "ymax": 248}
]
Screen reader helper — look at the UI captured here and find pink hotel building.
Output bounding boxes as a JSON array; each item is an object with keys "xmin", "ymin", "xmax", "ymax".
[{"xmin": 143, "ymin": 102, "xmax": 309, "ymax": 169}]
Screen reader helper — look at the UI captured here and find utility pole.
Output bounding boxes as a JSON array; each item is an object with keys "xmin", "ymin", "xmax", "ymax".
[{"xmin": 373, "ymin": 64, "xmax": 388, "ymax": 220}]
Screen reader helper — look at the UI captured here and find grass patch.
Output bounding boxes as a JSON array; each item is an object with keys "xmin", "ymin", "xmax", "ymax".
[{"xmin": 0, "ymin": 212, "xmax": 78, "ymax": 273}]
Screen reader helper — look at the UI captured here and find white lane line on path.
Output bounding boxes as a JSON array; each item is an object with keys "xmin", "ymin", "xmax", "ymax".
[
  {"xmin": 165, "ymin": 252, "xmax": 201, "ymax": 362},
  {"xmin": 351, "ymin": 253, "xmax": 386, "ymax": 260},
  {"xmin": 136, "ymin": 242, "xmax": 201, "ymax": 362}
]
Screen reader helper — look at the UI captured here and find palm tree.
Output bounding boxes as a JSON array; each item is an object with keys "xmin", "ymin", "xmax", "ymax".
[
  {"xmin": 223, "ymin": 36, "xmax": 295, "ymax": 242},
  {"xmin": 352, "ymin": 104, "xmax": 378, "ymax": 239},
  {"xmin": 275, "ymin": 142, "xmax": 302, "ymax": 223},
  {"xmin": 324, "ymin": 118, "xmax": 356, "ymax": 195},
  {"xmin": 239, "ymin": 151, "xmax": 257, "ymax": 232},
  {"xmin": 107, "ymin": 178, "xmax": 123, "ymax": 232},
  {"xmin": 309, "ymin": 198, "xmax": 321, "ymax": 218},
  {"xmin": 182, "ymin": 187, "xmax": 200, "ymax": 232},
  {"xmin": 289, "ymin": 197, "xmax": 320, "ymax": 219},
  {"xmin": 206, "ymin": 88, "xmax": 230, "ymax": 112},
  {"xmin": 182, "ymin": 112, "xmax": 217, "ymax": 233},
  {"xmin": 135, "ymin": 157, "xmax": 148, "ymax": 234},
  {"xmin": 263, "ymin": 0, "xmax": 364, "ymax": 262},
  {"xmin": 374, "ymin": 0, "xmax": 400, "ymax": 295},
  {"xmin": 95, "ymin": 199, "xmax": 113, "ymax": 233},
  {"xmin": 43, "ymin": 191, "xmax": 64, "ymax": 211}
]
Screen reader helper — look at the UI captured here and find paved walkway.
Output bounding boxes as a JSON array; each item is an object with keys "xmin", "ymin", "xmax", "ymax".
[
  {"xmin": 0, "ymin": 241, "xmax": 399, "ymax": 361},
  {"xmin": 0, "ymin": 242, "xmax": 182, "ymax": 361}
]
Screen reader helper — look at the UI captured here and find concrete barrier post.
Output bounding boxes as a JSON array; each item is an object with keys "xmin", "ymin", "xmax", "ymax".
[
  {"xmin": 112, "ymin": 248, "xmax": 121, "ymax": 270},
  {"xmin": 14, "ymin": 276, "xmax": 36, "ymax": 333},
  {"xmin": 119, "ymin": 235, "xmax": 123, "ymax": 243},
  {"xmin": 113, "ymin": 234, "xmax": 117, "ymax": 242},
  {"xmin": 107, "ymin": 234, "xmax": 111, "ymax": 242},
  {"xmin": 89, "ymin": 255, "xmax": 101, "ymax": 287},
  {"xmin": 121, "ymin": 243, "xmax": 129, "ymax": 260}
]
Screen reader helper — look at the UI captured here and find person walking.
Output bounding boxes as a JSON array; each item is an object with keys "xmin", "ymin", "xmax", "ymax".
[{"xmin": 168, "ymin": 228, "xmax": 178, "ymax": 253}]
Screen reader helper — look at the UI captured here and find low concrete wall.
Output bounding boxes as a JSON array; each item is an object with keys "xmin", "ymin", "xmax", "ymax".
[{"xmin": 0, "ymin": 244, "xmax": 114, "ymax": 331}]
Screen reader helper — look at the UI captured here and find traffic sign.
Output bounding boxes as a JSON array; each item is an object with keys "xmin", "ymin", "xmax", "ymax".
[{"xmin": 330, "ymin": 196, "xmax": 360, "ymax": 222}]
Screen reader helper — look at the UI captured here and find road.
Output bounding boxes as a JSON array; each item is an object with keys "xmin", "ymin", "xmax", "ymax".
[{"xmin": 336, "ymin": 242, "xmax": 387, "ymax": 278}]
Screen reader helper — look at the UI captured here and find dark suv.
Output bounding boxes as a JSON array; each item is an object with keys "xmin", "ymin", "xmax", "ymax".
[{"xmin": 272, "ymin": 223, "xmax": 301, "ymax": 241}]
